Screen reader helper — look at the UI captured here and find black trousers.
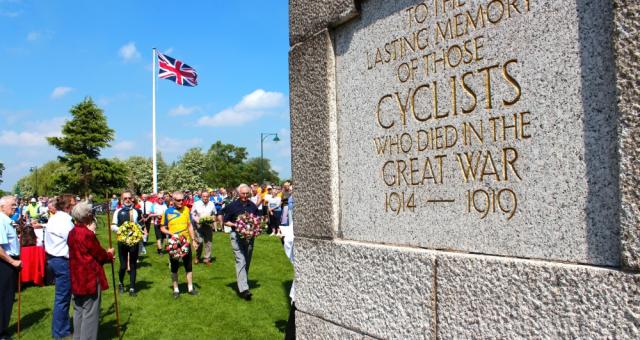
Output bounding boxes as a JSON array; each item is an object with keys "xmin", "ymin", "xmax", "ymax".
[
  {"xmin": 117, "ymin": 243, "xmax": 139, "ymax": 289},
  {"xmin": 0, "ymin": 259, "xmax": 17, "ymax": 337}
]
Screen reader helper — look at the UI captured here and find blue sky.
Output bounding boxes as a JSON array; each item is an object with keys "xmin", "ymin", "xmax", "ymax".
[{"xmin": 0, "ymin": 0, "xmax": 291, "ymax": 191}]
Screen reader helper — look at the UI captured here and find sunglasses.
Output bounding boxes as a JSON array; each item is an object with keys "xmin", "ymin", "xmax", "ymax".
[{"xmin": 175, "ymin": 199, "xmax": 183, "ymax": 202}]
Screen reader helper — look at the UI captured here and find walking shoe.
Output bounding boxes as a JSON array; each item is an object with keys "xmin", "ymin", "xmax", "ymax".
[
  {"xmin": 240, "ymin": 290, "xmax": 252, "ymax": 301},
  {"xmin": 118, "ymin": 283, "xmax": 124, "ymax": 294},
  {"xmin": 129, "ymin": 288, "xmax": 137, "ymax": 297},
  {"xmin": 157, "ymin": 249, "xmax": 163, "ymax": 255},
  {"xmin": 173, "ymin": 291, "xmax": 180, "ymax": 299},
  {"xmin": 188, "ymin": 289, "xmax": 199, "ymax": 296}
]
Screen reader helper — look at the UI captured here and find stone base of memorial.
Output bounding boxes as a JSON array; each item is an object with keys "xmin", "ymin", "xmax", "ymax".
[{"xmin": 289, "ymin": 0, "xmax": 640, "ymax": 338}]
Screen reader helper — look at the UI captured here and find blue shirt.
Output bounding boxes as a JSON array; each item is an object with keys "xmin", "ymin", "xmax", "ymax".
[
  {"xmin": 0, "ymin": 212, "xmax": 20, "ymax": 256},
  {"xmin": 10, "ymin": 206, "xmax": 21, "ymax": 223},
  {"xmin": 110, "ymin": 198, "xmax": 119, "ymax": 211}
]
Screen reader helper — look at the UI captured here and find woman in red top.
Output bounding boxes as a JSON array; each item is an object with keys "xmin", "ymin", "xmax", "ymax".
[{"xmin": 68, "ymin": 202, "xmax": 114, "ymax": 340}]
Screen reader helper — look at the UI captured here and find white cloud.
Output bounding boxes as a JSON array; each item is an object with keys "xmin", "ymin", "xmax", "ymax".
[
  {"xmin": 158, "ymin": 136, "xmax": 202, "ymax": 154},
  {"xmin": 113, "ymin": 140, "xmax": 135, "ymax": 151},
  {"xmin": 164, "ymin": 47, "xmax": 174, "ymax": 55},
  {"xmin": 119, "ymin": 42, "xmax": 141, "ymax": 62},
  {"xmin": 50, "ymin": 86, "xmax": 73, "ymax": 99},
  {"xmin": 0, "ymin": 116, "xmax": 65, "ymax": 146},
  {"xmin": 196, "ymin": 89, "xmax": 286, "ymax": 127},
  {"xmin": 0, "ymin": 108, "xmax": 29, "ymax": 125},
  {"xmin": 26, "ymin": 31, "xmax": 40, "ymax": 41},
  {"xmin": 236, "ymin": 89, "xmax": 285, "ymax": 110},
  {"xmin": 168, "ymin": 104, "xmax": 200, "ymax": 116}
]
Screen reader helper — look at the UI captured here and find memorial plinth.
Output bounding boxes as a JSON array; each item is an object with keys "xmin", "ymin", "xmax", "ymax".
[{"xmin": 289, "ymin": 0, "xmax": 640, "ymax": 338}]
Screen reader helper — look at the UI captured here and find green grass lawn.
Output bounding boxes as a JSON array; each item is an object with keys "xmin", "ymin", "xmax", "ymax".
[{"xmin": 9, "ymin": 216, "xmax": 294, "ymax": 339}]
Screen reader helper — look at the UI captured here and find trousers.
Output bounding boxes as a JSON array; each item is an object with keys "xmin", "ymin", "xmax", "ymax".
[
  {"xmin": 117, "ymin": 243, "xmax": 139, "ymax": 289},
  {"xmin": 73, "ymin": 285, "xmax": 101, "ymax": 340},
  {"xmin": 196, "ymin": 225, "xmax": 213, "ymax": 261},
  {"xmin": 48, "ymin": 257, "xmax": 72, "ymax": 338},
  {"xmin": 0, "ymin": 260, "xmax": 17, "ymax": 338},
  {"xmin": 230, "ymin": 231, "xmax": 254, "ymax": 292}
]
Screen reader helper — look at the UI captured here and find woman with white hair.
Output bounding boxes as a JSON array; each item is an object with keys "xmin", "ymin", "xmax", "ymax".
[{"xmin": 67, "ymin": 202, "xmax": 114, "ymax": 340}]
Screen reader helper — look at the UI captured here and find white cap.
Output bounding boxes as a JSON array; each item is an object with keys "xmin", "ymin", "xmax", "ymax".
[{"xmin": 30, "ymin": 198, "xmax": 37, "ymax": 203}]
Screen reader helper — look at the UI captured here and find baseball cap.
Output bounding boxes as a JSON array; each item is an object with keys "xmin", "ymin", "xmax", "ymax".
[{"xmin": 30, "ymin": 198, "xmax": 37, "ymax": 203}]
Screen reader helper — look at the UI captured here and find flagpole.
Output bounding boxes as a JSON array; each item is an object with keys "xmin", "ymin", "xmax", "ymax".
[{"xmin": 152, "ymin": 48, "xmax": 158, "ymax": 194}]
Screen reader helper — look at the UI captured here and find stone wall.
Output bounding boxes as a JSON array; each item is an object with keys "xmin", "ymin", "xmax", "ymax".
[{"xmin": 289, "ymin": 0, "xmax": 640, "ymax": 338}]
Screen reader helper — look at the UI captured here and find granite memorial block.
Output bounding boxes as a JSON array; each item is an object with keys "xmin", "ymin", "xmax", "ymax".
[
  {"xmin": 289, "ymin": 0, "xmax": 639, "ymax": 338},
  {"xmin": 334, "ymin": 0, "xmax": 619, "ymax": 266}
]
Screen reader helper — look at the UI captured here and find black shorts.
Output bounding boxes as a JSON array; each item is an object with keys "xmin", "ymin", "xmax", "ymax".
[
  {"xmin": 154, "ymin": 224, "xmax": 164, "ymax": 241},
  {"xmin": 170, "ymin": 247, "xmax": 193, "ymax": 273}
]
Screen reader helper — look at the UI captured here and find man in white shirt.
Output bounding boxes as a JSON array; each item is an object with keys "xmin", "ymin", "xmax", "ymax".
[
  {"xmin": 0, "ymin": 195, "xmax": 20, "ymax": 340},
  {"xmin": 139, "ymin": 193, "xmax": 154, "ymax": 255},
  {"xmin": 45, "ymin": 194, "xmax": 76, "ymax": 339},
  {"xmin": 191, "ymin": 191, "xmax": 216, "ymax": 265},
  {"xmin": 150, "ymin": 196, "xmax": 168, "ymax": 255}
]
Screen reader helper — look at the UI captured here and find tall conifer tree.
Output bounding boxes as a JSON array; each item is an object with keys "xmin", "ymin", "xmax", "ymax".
[{"xmin": 48, "ymin": 97, "xmax": 115, "ymax": 195}]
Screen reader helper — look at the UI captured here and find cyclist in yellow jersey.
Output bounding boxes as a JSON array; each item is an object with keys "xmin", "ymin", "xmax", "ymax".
[{"xmin": 161, "ymin": 192, "xmax": 198, "ymax": 298}]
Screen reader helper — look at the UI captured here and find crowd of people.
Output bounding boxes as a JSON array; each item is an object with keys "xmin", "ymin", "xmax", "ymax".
[{"xmin": 0, "ymin": 181, "xmax": 294, "ymax": 340}]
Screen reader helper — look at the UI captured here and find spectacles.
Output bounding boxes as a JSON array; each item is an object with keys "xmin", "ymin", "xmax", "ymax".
[
  {"xmin": 123, "ymin": 197, "xmax": 132, "ymax": 200},
  {"xmin": 175, "ymin": 199, "xmax": 183, "ymax": 202},
  {"xmin": 240, "ymin": 192, "xmax": 250, "ymax": 195}
]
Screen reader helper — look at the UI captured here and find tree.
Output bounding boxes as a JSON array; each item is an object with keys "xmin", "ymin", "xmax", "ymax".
[
  {"xmin": 165, "ymin": 148, "xmax": 207, "ymax": 192},
  {"xmin": 156, "ymin": 152, "xmax": 170, "ymax": 191},
  {"xmin": 47, "ymin": 98, "xmax": 115, "ymax": 195},
  {"xmin": 203, "ymin": 141, "xmax": 248, "ymax": 188},
  {"xmin": 124, "ymin": 156, "xmax": 153, "ymax": 194},
  {"xmin": 92, "ymin": 159, "xmax": 128, "ymax": 198},
  {"xmin": 0, "ymin": 162, "xmax": 4, "ymax": 185},
  {"xmin": 241, "ymin": 158, "xmax": 280, "ymax": 185}
]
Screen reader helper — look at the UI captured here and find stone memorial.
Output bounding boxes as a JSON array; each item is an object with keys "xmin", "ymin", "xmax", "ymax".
[{"xmin": 289, "ymin": 0, "xmax": 639, "ymax": 338}]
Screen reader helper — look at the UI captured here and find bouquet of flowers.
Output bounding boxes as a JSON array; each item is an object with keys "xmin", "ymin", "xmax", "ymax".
[
  {"xmin": 235, "ymin": 213, "xmax": 265, "ymax": 240},
  {"xmin": 166, "ymin": 235, "xmax": 190, "ymax": 259},
  {"xmin": 199, "ymin": 215, "xmax": 215, "ymax": 228},
  {"xmin": 116, "ymin": 221, "xmax": 143, "ymax": 246}
]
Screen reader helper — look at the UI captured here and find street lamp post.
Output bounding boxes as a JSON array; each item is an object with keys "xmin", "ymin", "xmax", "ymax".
[
  {"xmin": 29, "ymin": 166, "xmax": 38, "ymax": 197},
  {"xmin": 260, "ymin": 132, "xmax": 280, "ymax": 184}
]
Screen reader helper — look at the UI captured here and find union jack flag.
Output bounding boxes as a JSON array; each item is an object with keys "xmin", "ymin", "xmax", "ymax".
[{"xmin": 157, "ymin": 52, "xmax": 198, "ymax": 87}]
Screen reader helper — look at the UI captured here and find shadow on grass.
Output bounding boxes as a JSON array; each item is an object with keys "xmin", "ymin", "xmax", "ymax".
[
  {"xmin": 9, "ymin": 307, "xmax": 50, "ymax": 334},
  {"xmin": 225, "ymin": 280, "xmax": 261, "ymax": 296},
  {"xmin": 282, "ymin": 280, "xmax": 292, "ymax": 301},
  {"xmin": 133, "ymin": 280, "xmax": 153, "ymax": 292},
  {"xmin": 275, "ymin": 319, "xmax": 287, "ymax": 333},
  {"xmin": 137, "ymin": 260, "xmax": 151, "ymax": 269},
  {"xmin": 100, "ymin": 308, "xmax": 132, "ymax": 340}
]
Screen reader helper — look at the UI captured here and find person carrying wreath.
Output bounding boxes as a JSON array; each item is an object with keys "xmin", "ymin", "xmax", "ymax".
[
  {"xmin": 191, "ymin": 191, "xmax": 216, "ymax": 265},
  {"xmin": 161, "ymin": 191, "xmax": 198, "ymax": 298},
  {"xmin": 224, "ymin": 184, "xmax": 259, "ymax": 301},
  {"xmin": 110, "ymin": 190, "xmax": 144, "ymax": 297}
]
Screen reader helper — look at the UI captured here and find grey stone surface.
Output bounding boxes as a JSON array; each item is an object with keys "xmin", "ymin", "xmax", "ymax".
[
  {"xmin": 289, "ymin": 0, "xmax": 358, "ymax": 46},
  {"xmin": 296, "ymin": 311, "xmax": 375, "ymax": 340},
  {"xmin": 289, "ymin": 30, "xmax": 340, "ymax": 239},
  {"xmin": 295, "ymin": 238, "xmax": 435, "ymax": 339},
  {"xmin": 437, "ymin": 253, "xmax": 640, "ymax": 338},
  {"xmin": 614, "ymin": 0, "xmax": 640, "ymax": 270},
  {"xmin": 333, "ymin": 0, "xmax": 620, "ymax": 265}
]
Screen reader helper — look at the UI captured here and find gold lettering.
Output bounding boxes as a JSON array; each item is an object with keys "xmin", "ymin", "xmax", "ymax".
[
  {"xmin": 502, "ymin": 59, "xmax": 521, "ymax": 106},
  {"xmin": 376, "ymin": 94, "xmax": 394, "ymax": 129}
]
